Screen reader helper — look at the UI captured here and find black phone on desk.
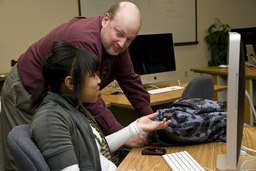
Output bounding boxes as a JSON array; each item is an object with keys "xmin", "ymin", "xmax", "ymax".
[{"xmin": 142, "ymin": 148, "xmax": 166, "ymax": 155}]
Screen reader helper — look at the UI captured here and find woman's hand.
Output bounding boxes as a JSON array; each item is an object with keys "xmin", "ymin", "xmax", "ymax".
[{"xmin": 137, "ymin": 112, "xmax": 171, "ymax": 132}]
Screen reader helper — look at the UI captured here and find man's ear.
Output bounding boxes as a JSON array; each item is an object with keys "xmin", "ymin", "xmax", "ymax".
[
  {"xmin": 64, "ymin": 76, "xmax": 73, "ymax": 90},
  {"xmin": 102, "ymin": 13, "xmax": 110, "ymax": 26}
]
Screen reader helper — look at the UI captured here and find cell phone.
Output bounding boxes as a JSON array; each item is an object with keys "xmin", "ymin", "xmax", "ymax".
[{"xmin": 142, "ymin": 148, "xmax": 166, "ymax": 155}]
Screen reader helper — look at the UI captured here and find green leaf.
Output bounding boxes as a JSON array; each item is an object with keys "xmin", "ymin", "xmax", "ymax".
[{"xmin": 204, "ymin": 19, "xmax": 230, "ymax": 66}]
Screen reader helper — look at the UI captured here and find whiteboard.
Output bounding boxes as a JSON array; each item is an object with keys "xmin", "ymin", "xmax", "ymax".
[{"xmin": 78, "ymin": 0, "xmax": 197, "ymax": 45}]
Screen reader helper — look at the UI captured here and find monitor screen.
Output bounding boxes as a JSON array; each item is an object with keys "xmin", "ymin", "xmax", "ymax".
[
  {"xmin": 129, "ymin": 33, "xmax": 177, "ymax": 85},
  {"xmin": 230, "ymin": 27, "xmax": 256, "ymax": 66},
  {"xmin": 217, "ymin": 32, "xmax": 246, "ymax": 170}
]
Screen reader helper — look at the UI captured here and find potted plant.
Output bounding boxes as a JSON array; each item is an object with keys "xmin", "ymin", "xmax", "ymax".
[{"xmin": 204, "ymin": 19, "xmax": 230, "ymax": 66}]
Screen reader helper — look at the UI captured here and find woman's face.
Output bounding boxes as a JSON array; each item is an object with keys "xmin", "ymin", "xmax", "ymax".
[{"xmin": 79, "ymin": 73, "xmax": 101, "ymax": 104}]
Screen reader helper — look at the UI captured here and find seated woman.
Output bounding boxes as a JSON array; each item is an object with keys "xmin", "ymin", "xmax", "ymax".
[{"xmin": 29, "ymin": 40, "xmax": 171, "ymax": 171}]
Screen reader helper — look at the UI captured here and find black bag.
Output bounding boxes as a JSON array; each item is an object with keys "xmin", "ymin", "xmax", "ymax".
[{"xmin": 149, "ymin": 98, "xmax": 227, "ymax": 146}]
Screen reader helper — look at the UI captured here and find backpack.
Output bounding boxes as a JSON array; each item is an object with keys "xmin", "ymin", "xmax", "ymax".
[{"xmin": 149, "ymin": 98, "xmax": 227, "ymax": 146}]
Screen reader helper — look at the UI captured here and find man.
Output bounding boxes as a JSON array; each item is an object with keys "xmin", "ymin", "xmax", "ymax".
[{"xmin": 1, "ymin": 1, "xmax": 153, "ymax": 170}]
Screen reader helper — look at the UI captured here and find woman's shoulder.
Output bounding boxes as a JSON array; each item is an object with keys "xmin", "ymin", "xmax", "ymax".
[
  {"xmin": 33, "ymin": 93, "xmax": 76, "ymax": 122},
  {"xmin": 30, "ymin": 93, "xmax": 77, "ymax": 138}
]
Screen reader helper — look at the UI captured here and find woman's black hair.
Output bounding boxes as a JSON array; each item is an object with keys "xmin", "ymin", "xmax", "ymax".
[{"xmin": 32, "ymin": 40, "xmax": 99, "ymax": 108}]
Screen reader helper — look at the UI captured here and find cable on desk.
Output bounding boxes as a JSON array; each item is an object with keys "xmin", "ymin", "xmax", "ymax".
[
  {"xmin": 203, "ymin": 167, "xmax": 214, "ymax": 171},
  {"xmin": 240, "ymin": 146, "xmax": 256, "ymax": 170},
  {"xmin": 245, "ymin": 90, "xmax": 256, "ymax": 124},
  {"xmin": 169, "ymin": 79, "xmax": 181, "ymax": 86},
  {"xmin": 177, "ymin": 79, "xmax": 181, "ymax": 86},
  {"xmin": 240, "ymin": 158, "xmax": 256, "ymax": 170},
  {"xmin": 240, "ymin": 150, "xmax": 256, "ymax": 158},
  {"xmin": 241, "ymin": 145, "xmax": 256, "ymax": 153}
]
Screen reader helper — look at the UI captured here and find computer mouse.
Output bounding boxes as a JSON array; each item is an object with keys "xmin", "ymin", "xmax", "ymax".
[{"xmin": 111, "ymin": 90, "xmax": 123, "ymax": 95}]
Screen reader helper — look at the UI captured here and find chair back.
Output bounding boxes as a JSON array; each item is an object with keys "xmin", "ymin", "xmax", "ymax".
[
  {"xmin": 8, "ymin": 124, "xmax": 50, "ymax": 171},
  {"xmin": 182, "ymin": 75, "xmax": 214, "ymax": 100}
]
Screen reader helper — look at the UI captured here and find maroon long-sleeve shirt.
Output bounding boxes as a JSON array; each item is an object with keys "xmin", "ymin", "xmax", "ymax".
[{"xmin": 18, "ymin": 16, "xmax": 153, "ymax": 135}]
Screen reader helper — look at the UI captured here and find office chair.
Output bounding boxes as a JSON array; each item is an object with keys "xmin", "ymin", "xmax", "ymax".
[
  {"xmin": 7, "ymin": 124, "xmax": 50, "ymax": 171},
  {"xmin": 182, "ymin": 75, "xmax": 214, "ymax": 100}
]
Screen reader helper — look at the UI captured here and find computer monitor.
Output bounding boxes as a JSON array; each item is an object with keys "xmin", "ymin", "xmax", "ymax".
[
  {"xmin": 231, "ymin": 27, "xmax": 256, "ymax": 67},
  {"xmin": 129, "ymin": 33, "xmax": 177, "ymax": 86},
  {"xmin": 217, "ymin": 32, "xmax": 254, "ymax": 170},
  {"xmin": 226, "ymin": 32, "xmax": 245, "ymax": 169}
]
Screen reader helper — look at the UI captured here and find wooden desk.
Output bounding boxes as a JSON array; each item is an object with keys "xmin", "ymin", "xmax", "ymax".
[
  {"xmin": 101, "ymin": 81, "xmax": 227, "ymax": 110},
  {"xmin": 116, "ymin": 127, "xmax": 256, "ymax": 171},
  {"xmin": 191, "ymin": 66, "xmax": 256, "ymax": 79},
  {"xmin": 191, "ymin": 66, "xmax": 256, "ymax": 125},
  {"xmin": 0, "ymin": 73, "xmax": 7, "ymax": 82},
  {"xmin": 0, "ymin": 73, "xmax": 7, "ymax": 95}
]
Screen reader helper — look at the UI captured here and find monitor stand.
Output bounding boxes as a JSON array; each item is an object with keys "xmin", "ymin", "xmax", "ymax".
[{"xmin": 217, "ymin": 154, "xmax": 256, "ymax": 170}]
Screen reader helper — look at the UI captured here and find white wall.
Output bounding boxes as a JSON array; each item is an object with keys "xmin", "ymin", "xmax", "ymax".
[
  {"xmin": 0, "ymin": 0, "xmax": 256, "ymax": 83},
  {"xmin": 175, "ymin": 0, "xmax": 256, "ymax": 82},
  {"xmin": 0, "ymin": 0, "xmax": 78, "ymax": 73}
]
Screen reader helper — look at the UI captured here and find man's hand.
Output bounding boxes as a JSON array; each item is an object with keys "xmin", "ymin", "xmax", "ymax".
[{"xmin": 124, "ymin": 132, "xmax": 149, "ymax": 148}]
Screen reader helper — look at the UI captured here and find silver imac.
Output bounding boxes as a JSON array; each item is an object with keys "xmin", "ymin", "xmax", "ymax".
[
  {"xmin": 129, "ymin": 33, "xmax": 177, "ymax": 86},
  {"xmin": 217, "ymin": 32, "xmax": 256, "ymax": 170}
]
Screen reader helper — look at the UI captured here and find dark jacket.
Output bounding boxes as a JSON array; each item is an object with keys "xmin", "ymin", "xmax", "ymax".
[{"xmin": 30, "ymin": 92, "xmax": 101, "ymax": 171}]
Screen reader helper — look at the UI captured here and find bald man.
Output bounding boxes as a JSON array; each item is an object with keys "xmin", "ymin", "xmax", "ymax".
[{"xmin": 1, "ymin": 1, "xmax": 153, "ymax": 170}]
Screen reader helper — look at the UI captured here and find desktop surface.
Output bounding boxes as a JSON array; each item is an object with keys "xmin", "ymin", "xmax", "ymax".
[
  {"xmin": 101, "ymin": 81, "xmax": 227, "ymax": 109},
  {"xmin": 116, "ymin": 127, "xmax": 256, "ymax": 171},
  {"xmin": 191, "ymin": 66, "xmax": 256, "ymax": 79}
]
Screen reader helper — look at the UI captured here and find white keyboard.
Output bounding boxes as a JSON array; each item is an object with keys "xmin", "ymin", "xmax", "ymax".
[
  {"xmin": 162, "ymin": 151, "xmax": 205, "ymax": 171},
  {"xmin": 147, "ymin": 86, "xmax": 184, "ymax": 94}
]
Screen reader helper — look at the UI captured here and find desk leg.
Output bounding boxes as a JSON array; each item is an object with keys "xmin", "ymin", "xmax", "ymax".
[
  {"xmin": 245, "ymin": 79, "xmax": 253, "ymax": 125},
  {"xmin": 212, "ymin": 75, "xmax": 218, "ymax": 100}
]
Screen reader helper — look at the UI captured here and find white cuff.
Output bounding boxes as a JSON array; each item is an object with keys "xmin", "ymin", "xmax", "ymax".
[
  {"xmin": 60, "ymin": 164, "xmax": 79, "ymax": 171},
  {"xmin": 129, "ymin": 119, "xmax": 143, "ymax": 136}
]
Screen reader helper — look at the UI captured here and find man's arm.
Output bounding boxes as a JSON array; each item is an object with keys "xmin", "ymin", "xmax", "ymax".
[
  {"xmin": 115, "ymin": 51, "xmax": 154, "ymax": 116},
  {"xmin": 113, "ymin": 51, "xmax": 154, "ymax": 147},
  {"xmin": 116, "ymin": 71, "xmax": 153, "ymax": 116}
]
